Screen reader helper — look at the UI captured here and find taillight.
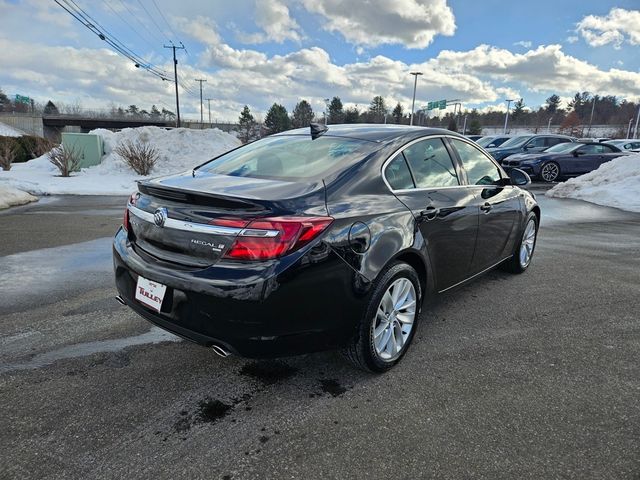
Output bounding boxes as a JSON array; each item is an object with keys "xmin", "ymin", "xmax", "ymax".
[
  {"xmin": 123, "ymin": 192, "xmax": 138, "ymax": 231},
  {"xmin": 222, "ymin": 216, "xmax": 333, "ymax": 260}
]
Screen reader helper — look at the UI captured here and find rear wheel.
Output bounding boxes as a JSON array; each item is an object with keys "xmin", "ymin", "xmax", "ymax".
[
  {"xmin": 501, "ymin": 212, "xmax": 538, "ymax": 274},
  {"xmin": 540, "ymin": 161, "xmax": 560, "ymax": 182},
  {"xmin": 344, "ymin": 262, "xmax": 421, "ymax": 372}
]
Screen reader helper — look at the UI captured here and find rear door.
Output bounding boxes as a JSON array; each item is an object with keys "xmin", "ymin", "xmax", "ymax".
[
  {"xmin": 384, "ymin": 136, "xmax": 478, "ymax": 290},
  {"xmin": 447, "ymin": 137, "xmax": 522, "ymax": 274}
]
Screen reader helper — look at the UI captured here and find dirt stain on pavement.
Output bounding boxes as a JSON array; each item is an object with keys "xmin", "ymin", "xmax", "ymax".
[
  {"xmin": 319, "ymin": 378, "xmax": 347, "ymax": 397},
  {"xmin": 239, "ymin": 361, "xmax": 298, "ymax": 385}
]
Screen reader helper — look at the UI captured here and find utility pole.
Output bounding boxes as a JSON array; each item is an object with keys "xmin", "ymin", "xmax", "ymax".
[
  {"xmin": 628, "ymin": 118, "xmax": 634, "ymax": 139},
  {"xmin": 462, "ymin": 115, "xmax": 468, "ymax": 135},
  {"xmin": 194, "ymin": 78, "xmax": 207, "ymax": 126},
  {"xmin": 323, "ymin": 98, "xmax": 330, "ymax": 126},
  {"xmin": 409, "ymin": 72, "xmax": 423, "ymax": 126},
  {"xmin": 163, "ymin": 42, "xmax": 185, "ymax": 128},
  {"xmin": 547, "ymin": 117, "xmax": 552, "ymax": 133},
  {"xmin": 206, "ymin": 98, "xmax": 213, "ymax": 128},
  {"xmin": 587, "ymin": 97, "xmax": 596, "ymax": 137},
  {"xmin": 634, "ymin": 104, "xmax": 640, "ymax": 139},
  {"xmin": 503, "ymin": 99, "xmax": 514, "ymax": 134}
]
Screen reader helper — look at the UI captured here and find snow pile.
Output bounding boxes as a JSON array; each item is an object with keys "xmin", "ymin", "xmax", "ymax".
[
  {"xmin": 0, "ymin": 126, "xmax": 240, "ymax": 195},
  {"xmin": 547, "ymin": 153, "xmax": 640, "ymax": 213},
  {"xmin": 0, "ymin": 184, "xmax": 37, "ymax": 209},
  {"xmin": 0, "ymin": 122, "xmax": 25, "ymax": 137}
]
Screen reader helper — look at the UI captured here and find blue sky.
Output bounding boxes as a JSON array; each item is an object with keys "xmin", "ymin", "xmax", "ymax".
[{"xmin": 1, "ymin": 0, "xmax": 639, "ymax": 120}]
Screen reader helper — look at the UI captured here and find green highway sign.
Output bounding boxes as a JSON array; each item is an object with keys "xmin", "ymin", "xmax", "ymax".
[
  {"xmin": 427, "ymin": 99, "xmax": 447, "ymax": 110},
  {"xmin": 15, "ymin": 94, "xmax": 31, "ymax": 105}
]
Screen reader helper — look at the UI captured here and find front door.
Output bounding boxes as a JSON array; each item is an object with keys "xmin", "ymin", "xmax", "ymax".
[{"xmin": 447, "ymin": 138, "xmax": 522, "ymax": 273}]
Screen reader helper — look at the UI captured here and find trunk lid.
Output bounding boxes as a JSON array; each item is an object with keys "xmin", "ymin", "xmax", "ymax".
[{"xmin": 128, "ymin": 171, "xmax": 325, "ymax": 267}]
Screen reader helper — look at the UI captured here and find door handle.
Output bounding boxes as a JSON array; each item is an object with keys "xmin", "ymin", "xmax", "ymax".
[
  {"xmin": 419, "ymin": 205, "xmax": 439, "ymax": 221},
  {"xmin": 480, "ymin": 202, "xmax": 492, "ymax": 213}
]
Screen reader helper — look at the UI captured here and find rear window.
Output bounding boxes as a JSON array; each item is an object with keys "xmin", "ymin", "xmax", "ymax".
[{"xmin": 198, "ymin": 135, "xmax": 375, "ymax": 180}]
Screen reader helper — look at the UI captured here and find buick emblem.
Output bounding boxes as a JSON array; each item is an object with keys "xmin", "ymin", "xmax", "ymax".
[{"xmin": 153, "ymin": 208, "xmax": 168, "ymax": 227}]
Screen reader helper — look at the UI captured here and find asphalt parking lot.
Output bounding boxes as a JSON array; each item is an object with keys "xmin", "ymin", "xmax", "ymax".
[{"xmin": 1, "ymin": 188, "xmax": 639, "ymax": 479}]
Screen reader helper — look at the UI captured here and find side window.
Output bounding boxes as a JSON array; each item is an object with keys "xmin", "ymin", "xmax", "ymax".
[
  {"xmin": 600, "ymin": 144, "xmax": 616, "ymax": 153},
  {"xmin": 557, "ymin": 138, "xmax": 572, "ymax": 144},
  {"xmin": 527, "ymin": 137, "xmax": 546, "ymax": 148},
  {"xmin": 546, "ymin": 137, "xmax": 565, "ymax": 147},
  {"xmin": 450, "ymin": 138, "xmax": 502, "ymax": 186},
  {"xmin": 401, "ymin": 138, "xmax": 459, "ymax": 188},
  {"xmin": 578, "ymin": 144, "xmax": 598, "ymax": 154},
  {"xmin": 385, "ymin": 155, "xmax": 415, "ymax": 190}
]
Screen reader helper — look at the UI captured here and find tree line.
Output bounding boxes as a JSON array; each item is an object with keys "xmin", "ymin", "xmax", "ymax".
[{"xmin": 238, "ymin": 92, "xmax": 640, "ymax": 143}]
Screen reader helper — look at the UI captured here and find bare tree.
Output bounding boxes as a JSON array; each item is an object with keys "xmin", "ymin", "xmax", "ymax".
[
  {"xmin": 49, "ymin": 144, "xmax": 80, "ymax": 177},
  {"xmin": 115, "ymin": 140, "xmax": 159, "ymax": 175},
  {"xmin": 0, "ymin": 138, "xmax": 18, "ymax": 170}
]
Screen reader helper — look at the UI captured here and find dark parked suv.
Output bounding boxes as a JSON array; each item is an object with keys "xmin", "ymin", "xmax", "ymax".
[
  {"xmin": 486, "ymin": 134, "xmax": 575, "ymax": 162},
  {"xmin": 113, "ymin": 125, "xmax": 539, "ymax": 372}
]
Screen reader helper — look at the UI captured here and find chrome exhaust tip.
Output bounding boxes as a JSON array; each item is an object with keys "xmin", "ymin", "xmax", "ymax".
[
  {"xmin": 211, "ymin": 344, "xmax": 231, "ymax": 358},
  {"xmin": 115, "ymin": 295, "xmax": 126, "ymax": 306}
]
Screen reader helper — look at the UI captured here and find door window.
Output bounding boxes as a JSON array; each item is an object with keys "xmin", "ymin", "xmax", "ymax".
[
  {"xmin": 401, "ymin": 138, "xmax": 459, "ymax": 188},
  {"xmin": 449, "ymin": 138, "xmax": 502, "ymax": 186},
  {"xmin": 384, "ymin": 155, "xmax": 414, "ymax": 190},
  {"xmin": 577, "ymin": 144, "xmax": 600, "ymax": 154},
  {"xmin": 526, "ymin": 137, "xmax": 546, "ymax": 148}
]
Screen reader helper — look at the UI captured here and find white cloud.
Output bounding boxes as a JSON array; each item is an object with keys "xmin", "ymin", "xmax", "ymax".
[
  {"xmin": 566, "ymin": 36, "xmax": 579, "ymax": 44},
  {"xmin": 237, "ymin": 0, "xmax": 303, "ymax": 43},
  {"xmin": 576, "ymin": 8, "xmax": 640, "ymax": 49},
  {"xmin": 300, "ymin": 0, "xmax": 456, "ymax": 48},
  {"xmin": 432, "ymin": 44, "xmax": 640, "ymax": 99},
  {"xmin": 513, "ymin": 40, "xmax": 532, "ymax": 48}
]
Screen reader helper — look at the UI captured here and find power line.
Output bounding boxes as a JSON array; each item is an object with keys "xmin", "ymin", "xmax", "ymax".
[
  {"xmin": 136, "ymin": 0, "xmax": 170, "ymax": 42},
  {"xmin": 150, "ymin": 0, "xmax": 178, "ymax": 40},
  {"xmin": 55, "ymin": 0, "xmax": 171, "ymax": 81},
  {"xmin": 116, "ymin": 0, "xmax": 165, "ymax": 45},
  {"xmin": 102, "ymin": 1, "xmax": 156, "ymax": 51}
]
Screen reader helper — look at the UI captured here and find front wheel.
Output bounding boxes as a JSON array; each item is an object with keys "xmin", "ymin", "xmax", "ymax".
[
  {"xmin": 540, "ymin": 161, "xmax": 560, "ymax": 182},
  {"xmin": 501, "ymin": 212, "xmax": 538, "ymax": 274},
  {"xmin": 344, "ymin": 262, "xmax": 421, "ymax": 373}
]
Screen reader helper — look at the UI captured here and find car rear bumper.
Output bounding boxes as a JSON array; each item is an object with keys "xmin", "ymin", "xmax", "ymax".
[{"xmin": 113, "ymin": 228, "xmax": 369, "ymax": 358}]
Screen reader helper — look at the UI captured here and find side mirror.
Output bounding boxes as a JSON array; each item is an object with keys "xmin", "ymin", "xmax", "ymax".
[
  {"xmin": 508, "ymin": 168, "xmax": 531, "ymax": 187},
  {"xmin": 573, "ymin": 150, "xmax": 582, "ymax": 156},
  {"xmin": 523, "ymin": 145, "xmax": 530, "ymax": 150}
]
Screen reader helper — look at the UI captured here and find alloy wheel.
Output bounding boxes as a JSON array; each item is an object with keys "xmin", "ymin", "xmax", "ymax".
[
  {"xmin": 541, "ymin": 163, "xmax": 559, "ymax": 182},
  {"xmin": 519, "ymin": 219, "xmax": 537, "ymax": 268},
  {"xmin": 372, "ymin": 277, "xmax": 416, "ymax": 361}
]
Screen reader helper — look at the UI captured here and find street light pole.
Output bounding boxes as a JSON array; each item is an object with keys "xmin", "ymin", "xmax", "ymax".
[
  {"xmin": 587, "ymin": 97, "xmax": 596, "ymax": 137},
  {"xmin": 547, "ymin": 117, "xmax": 552, "ymax": 133},
  {"xmin": 206, "ymin": 98, "xmax": 213, "ymax": 128},
  {"xmin": 503, "ymin": 99, "xmax": 514, "ymax": 134},
  {"xmin": 194, "ymin": 78, "xmax": 207, "ymax": 126},
  {"xmin": 409, "ymin": 72, "xmax": 423, "ymax": 126},
  {"xmin": 628, "ymin": 118, "xmax": 634, "ymax": 139},
  {"xmin": 634, "ymin": 105, "xmax": 640, "ymax": 139},
  {"xmin": 324, "ymin": 98, "xmax": 330, "ymax": 126}
]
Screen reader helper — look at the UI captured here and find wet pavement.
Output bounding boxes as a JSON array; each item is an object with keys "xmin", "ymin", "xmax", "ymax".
[{"xmin": 0, "ymin": 192, "xmax": 639, "ymax": 479}]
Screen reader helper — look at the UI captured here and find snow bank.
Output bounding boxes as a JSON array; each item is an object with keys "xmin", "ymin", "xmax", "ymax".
[
  {"xmin": 0, "ymin": 126, "xmax": 240, "ymax": 195},
  {"xmin": 0, "ymin": 122, "xmax": 25, "ymax": 137},
  {"xmin": 546, "ymin": 154, "xmax": 640, "ymax": 213},
  {"xmin": 0, "ymin": 184, "xmax": 37, "ymax": 209}
]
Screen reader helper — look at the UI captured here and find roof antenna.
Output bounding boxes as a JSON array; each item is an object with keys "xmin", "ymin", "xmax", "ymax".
[{"xmin": 310, "ymin": 123, "xmax": 328, "ymax": 140}]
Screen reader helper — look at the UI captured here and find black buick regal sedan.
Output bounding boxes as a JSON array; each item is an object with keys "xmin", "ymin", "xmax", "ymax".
[{"xmin": 113, "ymin": 124, "xmax": 539, "ymax": 372}]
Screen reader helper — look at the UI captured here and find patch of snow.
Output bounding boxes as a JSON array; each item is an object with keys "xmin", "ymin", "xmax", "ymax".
[
  {"xmin": 546, "ymin": 154, "xmax": 640, "ymax": 213},
  {"xmin": 0, "ymin": 121, "xmax": 25, "ymax": 137},
  {"xmin": 0, "ymin": 184, "xmax": 37, "ymax": 209},
  {"xmin": 0, "ymin": 126, "xmax": 240, "ymax": 195}
]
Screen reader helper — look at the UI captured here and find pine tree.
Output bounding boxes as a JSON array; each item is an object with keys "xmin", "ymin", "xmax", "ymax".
[
  {"xmin": 238, "ymin": 105, "xmax": 257, "ymax": 144},
  {"xmin": 511, "ymin": 98, "xmax": 525, "ymax": 122},
  {"xmin": 150, "ymin": 105, "xmax": 161, "ymax": 118},
  {"xmin": 43, "ymin": 100, "xmax": 59, "ymax": 115},
  {"xmin": 161, "ymin": 108, "xmax": 175, "ymax": 119},
  {"xmin": 447, "ymin": 118, "xmax": 457, "ymax": 132},
  {"xmin": 0, "ymin": 88, "xmax": 9, "ymax": 112},
  {"xmin": 468, "ymin": 119, "xmax": 482, "ymax": 135},
  {"xmin": 368, "ymin": 96, "xmax": 388, "ymax": 123},
  {"xmin": 545, "ymin": 94, "xmax": 561, "ymax": 114},
  {"xmin": 264, "ymin": 103, "xmax": 291, "ymax": 134},
  {"xmin": 392, "ymin": 103, "xmax": 404, "ymax": 124},
  {"xmin": 328, "ymin": 96, "xmax": 344, "ymax": 124},
  {"xmin": 344, "ymin": 106, "xmax": 360, "ymax": 124},
  {"xmin": 291, "ymin": 100, "xmax": 314, "ymax": 128}
]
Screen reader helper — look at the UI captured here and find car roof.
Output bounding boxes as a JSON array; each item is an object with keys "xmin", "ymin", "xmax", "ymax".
[{"xmin": 274, "ymin": 124, "xmax": 463, "ymax": 143}]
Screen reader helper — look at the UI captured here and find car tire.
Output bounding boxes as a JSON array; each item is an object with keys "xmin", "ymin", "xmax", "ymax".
[
  {"xmin": 540, "ymin": 161, "xmax": 560, "ymax": 182},
  {"xmin": 344, "ymin": 262, "xmax": 421, "ymax": 373},
  {"xmin": 501, "ymin": 212, "xmax": 539, "ymax": 274}
]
